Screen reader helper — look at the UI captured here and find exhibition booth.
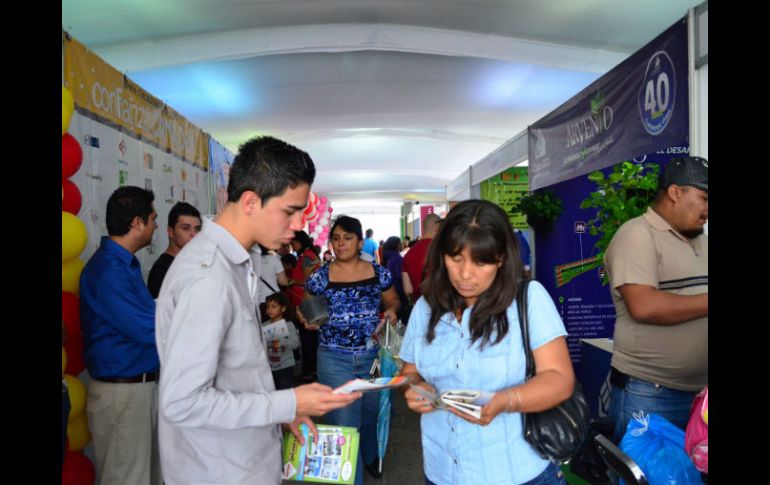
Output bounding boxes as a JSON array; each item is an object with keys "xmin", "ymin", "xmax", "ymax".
[{"xmin": 444, "ymin": 6, "xmax": 708, "ymax": 419}]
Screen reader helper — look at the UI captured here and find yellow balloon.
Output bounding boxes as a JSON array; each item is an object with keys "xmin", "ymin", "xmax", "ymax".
[
  {"xmin": 62, "ymin": 212, "xmax": 87, "ymax": 261},
  {"xmin": 64, "ymin": 374, "xmax": 86, "ymax": 418},
  {"xmin": 67, "ymin": 413, "xmax": 91, "ymax": 451},
  {"xmin": 62, "ymin": 86, "xmax": 74, "ymax": 135},
  {"xmin": 62, "ymin": 347, "xmax": 68, "ymax": 375},
  {"xmin": 62, "ymin": 258, "xmax": 85, "ymax": 295}
]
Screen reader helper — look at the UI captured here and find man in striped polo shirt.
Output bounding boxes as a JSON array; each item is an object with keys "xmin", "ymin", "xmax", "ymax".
[{"xmin": 604, "ymin": 156, "xmax": 708, "ymax": 443}]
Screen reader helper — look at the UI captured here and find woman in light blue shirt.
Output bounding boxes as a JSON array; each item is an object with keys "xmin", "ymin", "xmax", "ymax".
[{"xmin": 400, "ymin": 199, "xmax": 575, "ymax": 485}]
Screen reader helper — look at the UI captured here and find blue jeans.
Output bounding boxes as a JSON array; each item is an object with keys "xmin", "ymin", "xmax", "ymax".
[
  {"xmin": 609, "ymin": 377, "xmax": 696, "ymax": 443},
  {"xmin": 425, "ymin": 462, "xmax": 565, "ymax": 485},
  {"xmin": 317, "ymin": 348, "xmax": 379, "ymax": 485}
]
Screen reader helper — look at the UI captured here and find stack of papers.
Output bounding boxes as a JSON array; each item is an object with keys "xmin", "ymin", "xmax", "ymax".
[
  {"xmin": 332, "ymin": 376, "xmax": 410, "ymax": 394},
  {"xmin": 409, "ymin": 384, "xmax": 494, "ymax": 419}
]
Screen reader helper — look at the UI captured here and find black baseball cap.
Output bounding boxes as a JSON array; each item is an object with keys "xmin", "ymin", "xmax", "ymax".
[{"xmin": 660, "ymin": 156, "xmax": 708, "ymax": 192}]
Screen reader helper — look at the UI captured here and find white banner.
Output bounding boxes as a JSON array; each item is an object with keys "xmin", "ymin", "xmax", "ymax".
[{"xmin": 68, "ymin": 111, "xmax": 211, "ymax": 279}]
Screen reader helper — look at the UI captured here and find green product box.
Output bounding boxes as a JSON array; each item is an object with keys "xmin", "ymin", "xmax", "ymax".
[{"xmin": 282, "ymin": 424, "xmax": 360, "ymax": 484}]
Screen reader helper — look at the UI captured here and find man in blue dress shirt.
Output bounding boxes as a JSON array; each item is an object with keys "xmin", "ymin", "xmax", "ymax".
[{"xmin": 80, "ymin": 185, "xmax": 161, "ymax": 485}]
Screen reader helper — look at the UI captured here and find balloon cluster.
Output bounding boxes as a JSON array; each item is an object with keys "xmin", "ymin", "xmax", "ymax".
[
  {"xmin": 62, "ymin": 85, "xmax": 95, "ymax": 485},
  {"xmin": 303, "ymin": 192, "xmax": 334, "ymax": 248}
]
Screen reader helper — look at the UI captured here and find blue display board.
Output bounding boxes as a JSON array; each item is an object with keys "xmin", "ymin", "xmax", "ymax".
[{"xmin": 535, "ymin": 146, "xmax": 690, "ymax": 374}]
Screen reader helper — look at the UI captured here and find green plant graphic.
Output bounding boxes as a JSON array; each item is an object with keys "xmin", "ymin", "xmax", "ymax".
[{"xmin": 580, "ymin": 161, "xmax": 659, "ymax": 284}]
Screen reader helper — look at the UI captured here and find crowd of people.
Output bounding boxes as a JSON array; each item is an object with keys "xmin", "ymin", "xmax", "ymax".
[{"xmin": 72, "ymin": 133, "xmax": 707, "ymax": 485}]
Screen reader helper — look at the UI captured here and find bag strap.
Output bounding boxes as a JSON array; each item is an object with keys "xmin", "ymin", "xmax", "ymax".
[
  {"xmin": 259, "ymin": 276, "xmax": 278, "ymax": 295},
  {"xmin": 516, "ymin": 279, "xmax": 535, "ymax": 380}
]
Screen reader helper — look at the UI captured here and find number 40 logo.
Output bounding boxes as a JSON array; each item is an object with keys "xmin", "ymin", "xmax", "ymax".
[{"xmin": 638, "ymin": 51, "xmax": 676, "ymax": 136}]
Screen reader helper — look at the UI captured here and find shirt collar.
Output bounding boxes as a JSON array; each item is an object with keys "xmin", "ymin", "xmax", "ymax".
[
  {"xmin": 100, "ymin": 236, "xmax": 138, "ymax": 267},
  {"xmin": 200, "ymin": 216, "xmax": 261, "ymax": 265},
  {"xmin": 642, "ymin": 206, "xmax": 673, "ymax": 232},
  {"xmin": 643, "ymin": 206, "xmax": 697, "ymax": 244}
]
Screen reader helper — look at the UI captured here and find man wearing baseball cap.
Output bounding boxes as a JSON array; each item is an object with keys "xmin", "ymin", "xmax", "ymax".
[{"xmin": 604, "ymin": 156, "xmax": 708, "ymax": 442}]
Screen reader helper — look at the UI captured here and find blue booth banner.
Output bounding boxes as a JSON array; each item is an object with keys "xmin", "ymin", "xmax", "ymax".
[
  {"xmin": 528, "ymin": 18, "xmax": 688, "ymax": 191},
  {"xmin": 535, "ymin": 147, "xmax": 689, "ymax": 377}
]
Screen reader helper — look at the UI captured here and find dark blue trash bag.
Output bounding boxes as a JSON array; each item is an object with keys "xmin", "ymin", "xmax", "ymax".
[{"xmin": 619, "ymin": 412, "xmax": 702, "ymax": 485}]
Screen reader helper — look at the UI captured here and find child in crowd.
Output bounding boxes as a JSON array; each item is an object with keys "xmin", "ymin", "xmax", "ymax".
[{"xmin": 261, "ymin": 292, "xmax": 301, "ymax": 390}]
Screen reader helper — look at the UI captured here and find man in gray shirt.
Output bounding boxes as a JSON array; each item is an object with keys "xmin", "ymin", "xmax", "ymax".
[{"xmin": 155, "ymin": 136, "xmax": 361, "ymax": 485}]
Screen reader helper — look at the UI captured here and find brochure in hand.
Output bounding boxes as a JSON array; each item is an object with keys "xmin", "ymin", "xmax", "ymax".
[
  {"xmin": 332, "ymin": 375, "xmax": 411, "ymax": 394},
  {"xmin": 409, "ymin": 384, "xmax": 495, "ymax": 419},
  {"xmin": 282, "ymin": 424, "xmax": 359, "ymax": 484}
]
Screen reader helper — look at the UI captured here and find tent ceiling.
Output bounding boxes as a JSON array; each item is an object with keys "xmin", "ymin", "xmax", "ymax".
[{"xmin": 63, "ymin": 0, "xmax": 702, "ymax": 205}]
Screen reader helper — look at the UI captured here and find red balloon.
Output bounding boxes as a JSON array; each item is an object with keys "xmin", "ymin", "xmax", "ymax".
[
  {"xmin": 64, "ymin": 337, "xmax": 86, "ymax": 376},
  {"xmin": 303, "ymin": 203, "xmax": 315, "ymax": 216},
  {"xmin": 62, "ymin": 292, "xmax": 81, "ymax": 339},
  {"xmin": 62, "ymin": 179, "xmax": 82, "ymax": 215},
  {"xmin": 62, "ymin": 133, "xmax": 83, "ymax": 178},
  {"xmin": 62, "ymin": 451, "xmax": 95, "ymax": 485}
]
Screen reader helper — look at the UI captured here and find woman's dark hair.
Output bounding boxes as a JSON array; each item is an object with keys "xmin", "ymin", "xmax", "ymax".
[
  {"xmin": 330, "ymin": 215, "xmax": 363, "ymax": 240},
  {"xmin": 292, "ymin": 230, "xmax": 314, "ymax": 255},
  {"xmin": 381, "ymin": 236, "xmax": 402, "ymax": 266},
  {"xmin": 423, "ymin": 199, "xmax": 523, "ymax": 349},
  {"xmin": 281, "ymin": 253, "xmax": 298, "ymax": 270}
]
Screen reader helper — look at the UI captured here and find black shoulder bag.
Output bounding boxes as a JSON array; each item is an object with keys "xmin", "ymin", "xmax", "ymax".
[{"xmin": 517, "ymin": 279, "xmax": 591, "ymax": 465}]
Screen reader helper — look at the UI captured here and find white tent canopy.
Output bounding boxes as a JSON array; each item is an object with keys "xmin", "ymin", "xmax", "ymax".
[{"xmin": 63, "ymin": 0, "xmax": 703, "ymax": 206}]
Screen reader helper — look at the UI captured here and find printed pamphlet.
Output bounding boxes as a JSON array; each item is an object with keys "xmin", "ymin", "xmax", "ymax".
[
  {"xmin": 409, "ymin": 384, "xmax": 494, "ymax": 419},
  {"xmin": 332, "ymin": 376, "xmax": 410, "ymax": 394},
  {"xmin": 282, "ymin": 424, "xmax": 359, "ymax": 484}
]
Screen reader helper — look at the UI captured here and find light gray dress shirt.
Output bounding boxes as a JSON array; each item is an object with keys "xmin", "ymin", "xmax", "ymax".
[{"xmin": 156, "ymin": 217, "xmax": 297, "ymax": 485}]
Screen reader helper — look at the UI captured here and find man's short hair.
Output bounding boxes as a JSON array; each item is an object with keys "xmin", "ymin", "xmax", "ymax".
[
  {"xmin": 228, "ymin": 136, "xmax": 316, "ymax": 206},
  {"xmin": 168, "ymin": 202, "xmax": 201, "ymax": 227},
  {"xmin": 366, "ymin": 228, "xmax": 374, "ymax": 238},
  {"xmin": 106, "ymin": 186, "xmax": 155, "ymax": 237}
]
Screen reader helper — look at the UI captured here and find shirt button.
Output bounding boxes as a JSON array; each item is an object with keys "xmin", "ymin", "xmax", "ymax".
[
  {"xmin": 451, "ymin": 427, "xmax": 455, "ymax": 432},
  {"xmin": 454, "ymin": 459, "xmax": 458, "ymax": 464}
]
